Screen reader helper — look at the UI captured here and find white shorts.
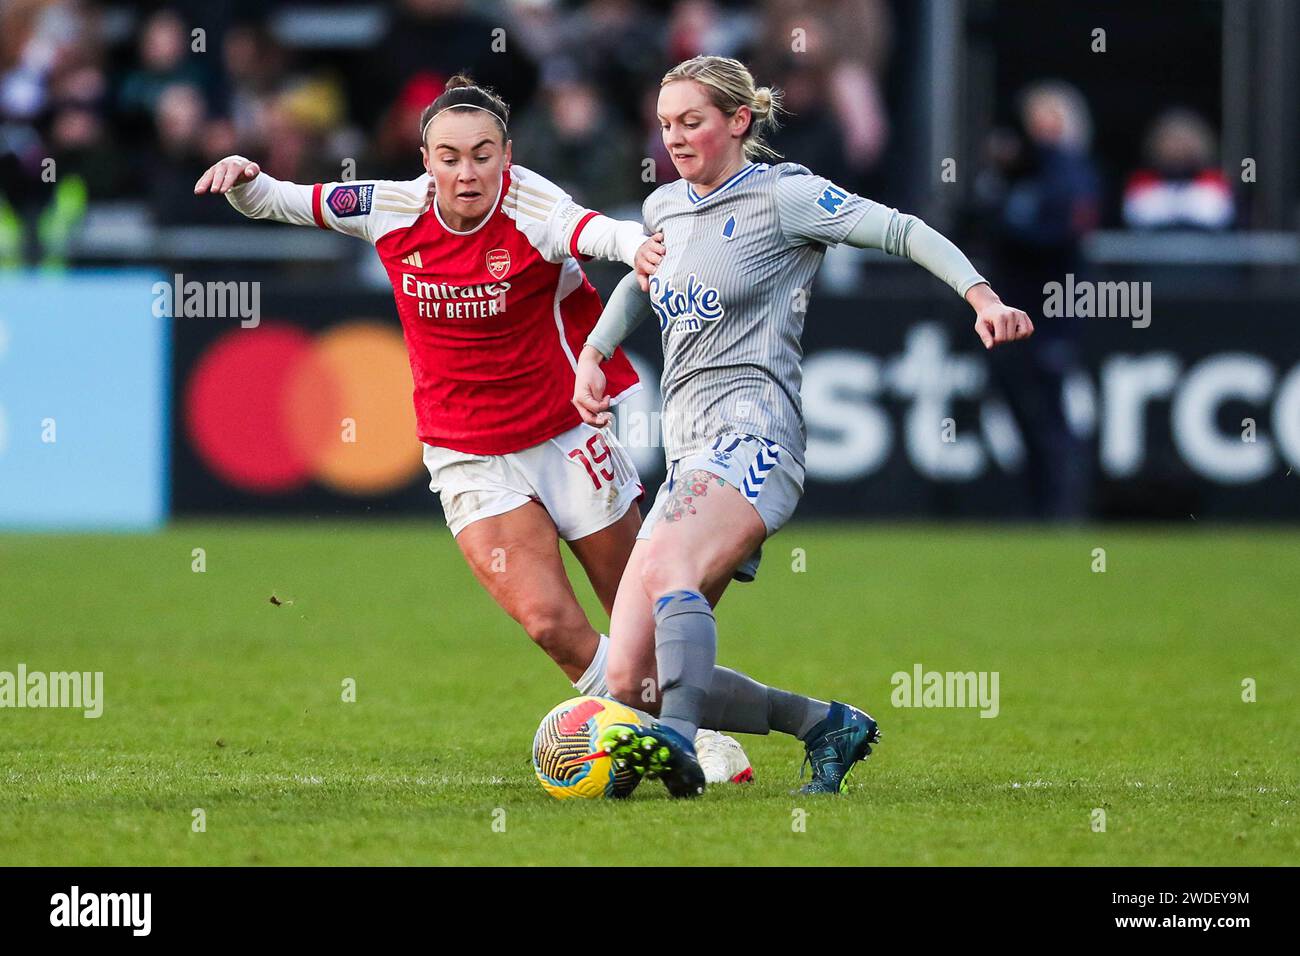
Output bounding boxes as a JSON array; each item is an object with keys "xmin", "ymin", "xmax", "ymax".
[
  {"xmin": 637, "ymin": 433, "xmax": 805, "ymax": 582},
  {"xmin": 423, "ymin": 421, "xmax": 644, "ymax": 540}
]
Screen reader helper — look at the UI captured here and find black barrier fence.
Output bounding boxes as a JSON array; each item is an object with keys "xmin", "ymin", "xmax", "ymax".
[{"xmin": 170, "ymin": 283, "xmax": 1300, "ymax": 519}]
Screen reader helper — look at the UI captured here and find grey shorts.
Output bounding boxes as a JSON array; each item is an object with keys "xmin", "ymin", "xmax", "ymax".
[{"xmin": 637, "ymin": 433, "xmax": 805, "ymax": 582}]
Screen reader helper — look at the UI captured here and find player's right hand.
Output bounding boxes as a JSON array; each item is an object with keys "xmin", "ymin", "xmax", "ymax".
[
  {"xmin": 572, "ymin": 350, "xmax": 611, "ymax": 428},
  {"xmin": 634, "ymin": 232, "xmax": 665, "ymax": 292},
  {"xmin": 194, "ymin": 156, "xmax": 261, "ymax": 195}
]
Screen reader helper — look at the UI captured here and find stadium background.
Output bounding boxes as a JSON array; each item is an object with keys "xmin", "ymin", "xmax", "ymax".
[
  {"xmin": 4, "ymin": 0, "xmax": 1298, "ymax": 528},
  {"xmin": 2, "ymin": 0, "xmax": 1298, "ymax": 871}
]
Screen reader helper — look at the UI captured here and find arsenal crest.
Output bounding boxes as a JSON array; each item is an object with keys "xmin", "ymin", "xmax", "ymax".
[{"xmin": 486, "ymin": 248, "xmax": 511, "ymax": 279}]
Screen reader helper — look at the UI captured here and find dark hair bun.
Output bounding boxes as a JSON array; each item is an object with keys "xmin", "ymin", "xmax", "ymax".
[
  {"xmin": 443, "ymin": 73, "xmax": 476, "ymax": 91},
  {"xmin": 419, "ymin": 73, "xmax": 511, "ymax": 144}
]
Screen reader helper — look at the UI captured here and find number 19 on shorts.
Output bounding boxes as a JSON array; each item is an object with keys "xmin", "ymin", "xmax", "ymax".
[{"xmin": 567, "ymin": 433, "xmax": 617, "ymax": 489}]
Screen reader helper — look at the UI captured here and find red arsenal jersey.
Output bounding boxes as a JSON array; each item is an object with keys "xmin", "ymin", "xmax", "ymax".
[{"xmin": 306, "ymin": 164, "xmax": 641, "ymax": 455}]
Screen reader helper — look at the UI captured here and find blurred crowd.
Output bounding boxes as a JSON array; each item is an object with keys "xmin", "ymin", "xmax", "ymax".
[
  {"xmin": 0, "ymin": 0, "xmax": 1239, "ymax": 268},
  {"xmin": 0, "ymin": 0, "xmax": 1254, "ymax": 523},
  {"xmin": 0, "ymin": 0, "xmax": 896, "ymax": 263},
  {"xmin": 965, "ymin": 82, "xmax": 1238, "ymax": 520}
]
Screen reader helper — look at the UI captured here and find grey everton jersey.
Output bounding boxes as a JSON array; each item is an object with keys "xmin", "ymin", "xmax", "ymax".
[{"xmin": 642, "ymin": 162, "xmax": 869, "ymax": 466}]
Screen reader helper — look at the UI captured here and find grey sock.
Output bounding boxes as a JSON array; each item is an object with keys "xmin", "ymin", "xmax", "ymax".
[
  {"xmin": 767, "ymin": 687, "xmax": 831, "ymax": 740},
  {"xmin": 653, "ymin": 589, "xmax": 716, "ymax": 740},
  {"xmin": 697, "ymin": 668, "xmax": 830, "ymax": 740},
  {"xmin": 700, "ymin": 666, "xmax": 775, "ymax": 735}
]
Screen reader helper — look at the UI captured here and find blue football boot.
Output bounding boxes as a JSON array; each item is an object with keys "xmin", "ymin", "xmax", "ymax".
[
  {"xmin": 594, "ymin": 722, "xmax": 706, "ymax": 798},
  {"xmin": 798, "ymin": 701, "xmax": 881, "ymax": 794}
]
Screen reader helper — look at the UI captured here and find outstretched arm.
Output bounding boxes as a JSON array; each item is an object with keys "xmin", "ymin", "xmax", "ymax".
[
  {"xmin": 194, "ymin": 155, "xmax": 316, "ymax": 226},
  {"xmin": 844, "ymin": 206, "xmax": 1033, "ymax": 349},
  {"xmin": 573, "ymin": 271, "xmax": 654, "ymax": 427},
  {"xmin": 195, "ymin": 154, "xmax": 405, "ymax": 243}
]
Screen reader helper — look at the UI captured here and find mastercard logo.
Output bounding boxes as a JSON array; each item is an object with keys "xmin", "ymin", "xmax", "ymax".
[{"xmin": 185, "ymin": 321, "xmax": 423, "ymax": 494}]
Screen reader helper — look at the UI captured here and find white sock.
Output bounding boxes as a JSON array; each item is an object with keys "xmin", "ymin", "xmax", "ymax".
[
  {"xmin": 571, "ymin": 633, "xmax": 656, "ymax": 724},
  {"xmin": 571, "ymin": 633, "xmax": 610, "ymax": 697}
]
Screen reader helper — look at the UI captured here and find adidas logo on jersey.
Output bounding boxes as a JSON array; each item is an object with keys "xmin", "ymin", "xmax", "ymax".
[
  {"xmin": 649, "ymin": 273, "xmax": 725, "ymax": 334},
  {"xmin": 400, "ymin": 251, "xmax": 424, "ymax": 268}
]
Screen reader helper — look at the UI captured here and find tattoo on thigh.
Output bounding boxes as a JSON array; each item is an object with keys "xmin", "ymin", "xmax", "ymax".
[{"xmin": 665, "ymin": 468, "xmax": 728, "ymax": 522}]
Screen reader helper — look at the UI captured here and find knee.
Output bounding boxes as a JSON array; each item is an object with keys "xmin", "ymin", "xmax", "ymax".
[
  {"xmin": 518, "ymin": 604, "xmax": 587, "ymax": 668},
  {"xmin": 639, "ymin": 546, "xmax": 701, "ymax": 603}
]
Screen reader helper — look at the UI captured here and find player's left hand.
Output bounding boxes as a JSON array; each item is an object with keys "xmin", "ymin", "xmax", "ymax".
[
  {"xmin": 634, "ymin": 232, "xmax": 665, "ymax": 292},
  {"xmin": 573, "ymin": 348, "xmax": 611, "ymax": 428},
  {"xmin": 973, "ymin": 302, "xmax": 1034, "ymax": 349}
]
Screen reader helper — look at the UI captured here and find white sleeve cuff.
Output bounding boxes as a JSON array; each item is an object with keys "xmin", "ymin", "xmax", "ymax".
[{"xmin": 574, "ymin": 215, "xmax": 647, "ymax": 267}]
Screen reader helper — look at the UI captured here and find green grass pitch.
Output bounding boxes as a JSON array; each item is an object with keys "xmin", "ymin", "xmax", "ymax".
[{"xmin": 1, "ymin": 521, "xmax": 1295, "ymax": 866}]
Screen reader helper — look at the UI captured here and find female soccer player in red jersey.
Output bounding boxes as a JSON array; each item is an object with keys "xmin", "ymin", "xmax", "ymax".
[{"xmin": 194, "ymin": 74, "xmax": 754, "ymax": 784}]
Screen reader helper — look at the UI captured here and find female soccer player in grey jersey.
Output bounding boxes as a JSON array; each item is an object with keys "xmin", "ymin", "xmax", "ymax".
[{"xmin": 571, "ymin": 56, "xmax": 1034, "ymax": 797}]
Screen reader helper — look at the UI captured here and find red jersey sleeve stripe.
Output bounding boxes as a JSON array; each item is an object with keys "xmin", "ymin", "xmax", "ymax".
[
  {"xmin": 311, "ymin": 183, "xmax": 328, "ymax": 230},
  {"xmin": 569, "ymin": 210, "xmax": 600, "ymax": 260}
]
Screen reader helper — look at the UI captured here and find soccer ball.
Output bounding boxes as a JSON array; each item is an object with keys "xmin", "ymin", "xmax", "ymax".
[{"xmin": 532, "ymin": 695, "xmax": 642, "ymax": 800}]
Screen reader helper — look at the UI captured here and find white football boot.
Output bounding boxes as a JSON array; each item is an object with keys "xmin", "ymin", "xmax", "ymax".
[{"xmin": 694, "ymin": 729, "xmax": 754, "ymax": 784}]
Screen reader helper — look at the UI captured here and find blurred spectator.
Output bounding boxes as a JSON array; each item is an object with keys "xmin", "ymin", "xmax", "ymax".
[
  {"xmin": 340, "ymin": 0, "xmax": 544, "ymax": 184},
  {"xmin": 1122, "ymin": 108, "xmax": 1234, "ymax": 230},
  {"xmin": 262, "ymin": 76, "xmax": 351, "ymax": 184},
  {"xmin": 369, "ymin": 0, "xmax": 538, "ymax": 125},
  {"xmin": 0, "ymin": 0, "xmax": 98, "ymax": 267},
  {"xmin": 116, "ymin": 10, "xmax": 210, "ymax": 141},
  {"xmin": 760, "ymin": 54, "xmax": 848, "ymax": 184},
  {"xmin": 565, "ymin": 0, "xmax": 664, "ymax": 133},
  {"xmin": 147, "ymin": 81, "xmax": 215, "ymax": 225},
  {"xmin": 512, "ymin": 61, "xmax": 639, "ymax": 212},
  {"xmin": 370, "ymin": 71, "xmax": 447, "ymax": 181},
  {"xmin": 756, "ymin": 0, "xmax": 893, "ymax": 193},
  {"xmin": 667, "ymin": 0, "xmax": 754, "ymax": 63},
  {"xmin": 217, "ymin": 21, "xmax": 289, "ymax": 149},
  {"xmin": 977, "ymin": 80, "xmax": 1101, "ymax": 521},
  {"xmin": 46, "ymin": 56, "xmax": 123, "ymax": 196},
  {"xmin": 37, "ymin": 92, "xmax": 123, "ymax": 267},
  {"xmin": 2, "ymin": 0, "xmax": 94, "ymax": 124},
  {"xmin": 504, "ymin": 0, "xmax": 566, "ymax": 64}
]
